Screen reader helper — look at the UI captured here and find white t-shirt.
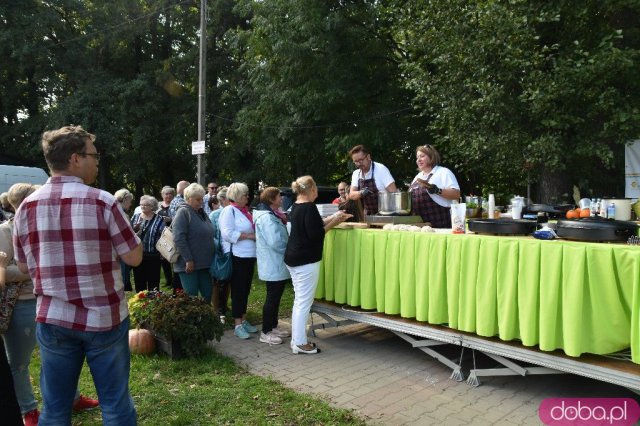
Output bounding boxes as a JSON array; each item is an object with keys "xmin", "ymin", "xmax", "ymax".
[
  {"xmin": 411, "ymin": 165, "xmax": 460, "ymax": 208},
  {"xmin": 350, "ymin": 161, "xmax": 395, "ymax": 192}
]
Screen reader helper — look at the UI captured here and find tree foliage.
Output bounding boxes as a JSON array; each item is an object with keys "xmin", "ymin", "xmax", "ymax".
[{"xmin": 395, "ymin": 0, "xmax": 640, "ymax": 201}]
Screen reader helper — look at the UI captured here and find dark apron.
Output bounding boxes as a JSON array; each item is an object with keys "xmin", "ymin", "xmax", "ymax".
[
  {"xmin": 358, "ymin": 162, "xmax": 380, "ymax": 215},
  {"xmin": 411, "ymin": 173, "xmax": 451, "ymax": 228}
]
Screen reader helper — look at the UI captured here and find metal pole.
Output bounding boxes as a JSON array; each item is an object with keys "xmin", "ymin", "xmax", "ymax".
[{"xmin": 196, "ymin": 0, "xmax": 206, "ymax": 185}]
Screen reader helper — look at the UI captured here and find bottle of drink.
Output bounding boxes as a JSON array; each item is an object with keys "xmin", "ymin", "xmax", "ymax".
[
  {"xmin": 590, "ymin": 199, "xmax": 596, "ymax": 217},
  {"xmin": 607, "ymin": 202, "xmax": 616, "ymax": 219}
]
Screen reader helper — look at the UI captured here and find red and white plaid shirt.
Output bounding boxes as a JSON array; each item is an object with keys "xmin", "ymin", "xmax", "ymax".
[{"xmin": 13, "ymin": 176, "xmax": 140, "ymax": 331}]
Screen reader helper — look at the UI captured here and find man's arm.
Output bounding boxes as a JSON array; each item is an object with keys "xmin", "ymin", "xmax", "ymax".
[
  {"xmin": 385, "ymin": 182, "xmax": 398, "ymax": 192},
  {"xmin": 120, "ymin": 243, "xmax": 143, "ymax": 267}
]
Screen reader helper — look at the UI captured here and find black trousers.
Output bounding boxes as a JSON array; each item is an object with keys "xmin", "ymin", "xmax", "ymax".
[
  {"xmin": 230, "ymin": 256, "xmax": 256, "ymax": 319},
  {"xmin": 213, "ymin": 279, "xmax": 230, "ymax": 315},
  {"xmin": 262, "ymin": 280, "xmax": 287, "ymax": 333},
  {"xmin": 133, "ymin": 254, "xmax": 162, "ymax": 292},
  {"xmin": 0, "ymin": 338, "xmax": 22, "ymax": 424},
  {"xmin": 161, "ymin": 258, "xmax": 173, "ymax": 289}
]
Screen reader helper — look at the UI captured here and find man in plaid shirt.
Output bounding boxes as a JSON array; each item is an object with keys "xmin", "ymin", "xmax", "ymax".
[{"xmin": 13, "ymin": 126, "xmax": 142, "ymax": 425}]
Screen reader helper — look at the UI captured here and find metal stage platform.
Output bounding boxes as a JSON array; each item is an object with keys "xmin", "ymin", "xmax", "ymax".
[{"xmin": 310, "ymin": 300, "xmax": 640, "ymax": 392}]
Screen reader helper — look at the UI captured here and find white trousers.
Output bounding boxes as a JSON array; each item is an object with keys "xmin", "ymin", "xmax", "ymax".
[{"xmin": 287, "ymin": 261, "xmax": 321, "ymax": 346}]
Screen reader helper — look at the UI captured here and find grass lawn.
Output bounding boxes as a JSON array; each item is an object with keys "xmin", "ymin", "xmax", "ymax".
[{"xmin": 27, "ymin": 273, "xmax": 366, "ymax": 425}]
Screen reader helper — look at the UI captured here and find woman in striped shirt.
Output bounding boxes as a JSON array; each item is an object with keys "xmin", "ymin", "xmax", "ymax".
[{"xmin": 131, "ymin": 195, "xmax": 166, "ymax": 292}]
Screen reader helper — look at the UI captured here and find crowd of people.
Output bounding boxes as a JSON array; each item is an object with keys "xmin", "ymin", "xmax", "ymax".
[{"xmin": 0, "ymin": 124, "xmax": 461, "ymax": 424}]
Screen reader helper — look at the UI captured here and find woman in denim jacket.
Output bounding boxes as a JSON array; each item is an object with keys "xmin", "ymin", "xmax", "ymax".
[{"xmin": 253, "ymin": 187, "xmax": 291, "ymax": 345}]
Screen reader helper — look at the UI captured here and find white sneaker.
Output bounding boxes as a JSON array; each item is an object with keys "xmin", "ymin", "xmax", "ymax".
[
  {"xmin": 260, "ymin": 331, "xmax": 283, "ymax": 345},
  {"xmin": 271, "ymin": 327, "xmax": 290, "ymax": 338}
]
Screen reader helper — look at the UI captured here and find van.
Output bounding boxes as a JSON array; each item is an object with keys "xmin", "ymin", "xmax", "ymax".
[{"xmin": 0, "ymin": 165, "xmax": 49, "ymax": 193}]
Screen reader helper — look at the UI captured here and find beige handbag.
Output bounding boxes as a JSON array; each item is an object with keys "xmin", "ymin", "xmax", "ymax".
[{"xmin": 155, "ymin": 227, "xmax": 180, "ymax": 263}]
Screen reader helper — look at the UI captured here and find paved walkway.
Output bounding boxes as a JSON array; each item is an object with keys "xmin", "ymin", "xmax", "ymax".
[{"xmin": 213, "ymin": 315, "xmax": 638, "ymax": 425}]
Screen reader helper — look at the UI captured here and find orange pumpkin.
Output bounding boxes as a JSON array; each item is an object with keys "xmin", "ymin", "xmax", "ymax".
[
  {"xmin": 579, "ymin": 208, "xmax": 591, "ymax": 218},
  {"xmin": 129, "ymin": 329, "xmax": 155, "ymax": 355},
  {"xmin": 566, "ymin": 209, "xmax": 579, "ymax": 219}
]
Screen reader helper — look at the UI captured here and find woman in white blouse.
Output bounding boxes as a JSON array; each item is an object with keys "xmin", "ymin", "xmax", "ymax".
[{"xmin": 219, "ymin": 182, "xmax": 258, "ymax": 339}]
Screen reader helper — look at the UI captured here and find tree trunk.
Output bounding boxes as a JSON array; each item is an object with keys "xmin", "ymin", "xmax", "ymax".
[{"xmin": 535, "ymin": 166, "xmax": 571, "ymax": 205}]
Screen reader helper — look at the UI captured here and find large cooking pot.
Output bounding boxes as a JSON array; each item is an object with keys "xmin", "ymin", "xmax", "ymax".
[
  {"xmin": 468, "ymin": 219, "xmax": 538, "ymax": 235},
  {"xmin": 556, "ymin": 217, "xmax": 638, "ymax": 242},
  {"xmin": 378, "ymin": 191, "xmax": 411, "ymax": 215}
]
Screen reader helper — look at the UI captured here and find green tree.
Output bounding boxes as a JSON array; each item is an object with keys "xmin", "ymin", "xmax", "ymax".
[
  {"xmin": 396, "ymin": 0, "xmax": 640, "ymax": 202},
  {"xmin": 231, "ymin": 0, "xmax": 424, "ymax": 189}
]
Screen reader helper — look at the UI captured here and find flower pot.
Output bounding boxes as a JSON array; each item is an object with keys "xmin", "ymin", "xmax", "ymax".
[{"xmin": 144, "ymin": 327, "xmax": 183, "ymax": 359}]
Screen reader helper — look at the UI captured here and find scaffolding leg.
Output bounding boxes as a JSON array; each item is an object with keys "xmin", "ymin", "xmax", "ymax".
[
  {"xmin": 392, "ymin": 331, "xmax": 465, "ymax": 382},
  {"xmin": 467, "ymin": 351, "xmax": 564, "ymax": 386},
  {"xmin": 309, "ymin": 312, "xmax": 356, "ymax": 337}
]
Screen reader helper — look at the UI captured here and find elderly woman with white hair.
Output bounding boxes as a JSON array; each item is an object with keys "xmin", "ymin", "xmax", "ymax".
[
  {"xmin": 173, "ymin": 183, "xmax": 215, "ymax": 302},
  {"xmin": 130, "ymin": 195, "xmax": 166, "ymax": 292},
  {"xmin": 219, "ymin": 182, "xmax": 257, "ymax": 339}
]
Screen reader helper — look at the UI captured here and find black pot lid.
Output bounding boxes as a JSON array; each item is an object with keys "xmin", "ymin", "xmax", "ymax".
[
  {"xmin": 468, "ymin": 219, "xmax": 537, "ymax": 225},
  {"xmin": 556, "ymin": 217, "xmax": 639, "ymax": 230}
]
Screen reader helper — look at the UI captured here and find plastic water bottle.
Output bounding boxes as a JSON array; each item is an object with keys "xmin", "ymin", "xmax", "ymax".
[{"xmin": 607, "ymin": 202, "xmax": 616, "ymax": 219}]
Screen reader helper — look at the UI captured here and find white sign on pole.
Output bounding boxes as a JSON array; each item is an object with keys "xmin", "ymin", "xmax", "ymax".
[
  {"xmin": 625, "ymin": 140, "xmax": 640, "ymax": 199},
  {"xmin": 191, "ymin": 141, "xmax": 206, "ymax": 155}
]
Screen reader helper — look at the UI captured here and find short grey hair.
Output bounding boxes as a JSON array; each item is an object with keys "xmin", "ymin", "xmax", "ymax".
[
  {"xmin": 226, "ymin": 182, "xmax": 249, "ymax": 202},
  {"xmin": 184, "ymin": 183, "xmax": 205, "ymax": 201},
  {"xmin": 140, "ymin": 195, "xmax": 159, "ymax": 211},
  {"xmin": 160, "ymin": 186, "xmax": 175, "ymax": 196},
  {"xmin": 114, "ymin": 188, "xmax": 134, "ymax": 204}
]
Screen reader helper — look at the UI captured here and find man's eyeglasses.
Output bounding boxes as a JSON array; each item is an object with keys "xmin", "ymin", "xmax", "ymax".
[{"xmin": 78, "ymin": 152, "xmax": 100, "ymax": 161}]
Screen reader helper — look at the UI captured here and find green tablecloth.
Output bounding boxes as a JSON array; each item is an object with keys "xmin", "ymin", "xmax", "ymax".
[{"xmin": 317, "ymin": 229, "xmax": 640, "ymax": 363}]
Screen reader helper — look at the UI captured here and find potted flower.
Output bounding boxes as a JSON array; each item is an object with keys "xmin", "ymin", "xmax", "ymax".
[{"xmin": 128, "ymin": 290, "xmax": 224, "ymax": 358}]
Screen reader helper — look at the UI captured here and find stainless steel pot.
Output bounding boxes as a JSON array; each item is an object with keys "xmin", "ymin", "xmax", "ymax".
[{"xmin": 378, "ymin": 191, "xmax": 411, "ymax": 215}]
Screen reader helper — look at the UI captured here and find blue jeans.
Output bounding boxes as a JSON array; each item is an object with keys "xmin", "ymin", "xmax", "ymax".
[
  {"xmin": 36, "ymin": 318, "xmax": 136, "ymax": 425},
  {"xmin": 3, "ymin": 299, "xmax": 38, "ymax": 414},
  {"xmin": 179, "ymin": 269, "xmax": 212, "ymax": 303}
]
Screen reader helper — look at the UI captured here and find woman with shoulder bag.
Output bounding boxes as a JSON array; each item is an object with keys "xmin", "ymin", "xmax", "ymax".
[
  {"xmin": 173, "ymin": 184, "xmax": 215, "ymax": 302},
  {"xmin": 209, "ymin": 186, "xmax": 231, "ymax": 323},
  {"xmin": 219, "ymin": 183, "xmax": 257, "ymax": 340}
]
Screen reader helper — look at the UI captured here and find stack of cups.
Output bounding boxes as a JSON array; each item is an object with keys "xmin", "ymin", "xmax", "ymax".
[{"xmin": 512, "ymin": 199, "xmax": 523, "ymax": 220}]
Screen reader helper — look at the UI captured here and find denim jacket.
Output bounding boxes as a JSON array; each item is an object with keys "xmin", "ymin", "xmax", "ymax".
[{"xmin": 253, "ymin": 203, "xmax": 290, "ymax": 281}]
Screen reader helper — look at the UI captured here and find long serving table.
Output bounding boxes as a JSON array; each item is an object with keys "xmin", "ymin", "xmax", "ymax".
[{"xmin": 316, "ymin": 228, "xmax": 640, "ymax": 365}]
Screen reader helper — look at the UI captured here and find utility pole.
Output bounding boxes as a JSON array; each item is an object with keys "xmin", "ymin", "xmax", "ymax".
[{"xmin": 196, "ymin": 0, "xmax": 206, "ymax": 185}]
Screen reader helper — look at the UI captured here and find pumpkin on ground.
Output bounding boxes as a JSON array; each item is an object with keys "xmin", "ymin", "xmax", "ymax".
[{"xmin": 129, "ymin": 328, "xmax": 155, "ymax": 355}]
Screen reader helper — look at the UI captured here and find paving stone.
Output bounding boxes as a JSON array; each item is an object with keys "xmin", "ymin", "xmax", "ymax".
[{"xmin": 213, "ymin": 321, "xmax": 638, "ymax": 425}]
